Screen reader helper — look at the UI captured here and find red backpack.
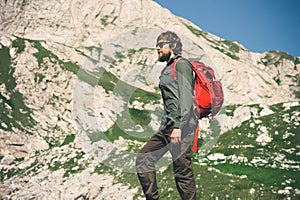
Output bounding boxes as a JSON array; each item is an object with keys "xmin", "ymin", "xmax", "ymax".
[{"xmin": 171, "ymin": 57, "xmax": 224, "ymax": 152}]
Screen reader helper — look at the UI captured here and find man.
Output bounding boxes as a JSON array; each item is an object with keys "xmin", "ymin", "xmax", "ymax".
[{"xmin": 136, "ymin": 31, "xmax": 198, "ymax": 200}]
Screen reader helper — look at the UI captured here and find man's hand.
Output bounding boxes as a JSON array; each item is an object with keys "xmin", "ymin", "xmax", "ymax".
[{"xmin": 170, "ymin": 128, "xmax": 182, "ymax": 144}]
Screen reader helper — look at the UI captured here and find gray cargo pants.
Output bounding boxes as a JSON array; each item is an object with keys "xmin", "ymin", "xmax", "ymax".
[{"xmin": 136, "ymin": 124, "xmax": 197, "ymax": 200}]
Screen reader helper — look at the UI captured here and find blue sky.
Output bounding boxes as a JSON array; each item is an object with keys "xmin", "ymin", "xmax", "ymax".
[{"xmin": 152, "ymin": 0, "xmax": 300, "ymax": 57}]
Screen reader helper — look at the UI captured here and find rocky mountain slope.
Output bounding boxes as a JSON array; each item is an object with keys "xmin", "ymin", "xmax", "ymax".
[{"xmin": 0, "ymin": 0, "xmax": 299, "ymax": 199}]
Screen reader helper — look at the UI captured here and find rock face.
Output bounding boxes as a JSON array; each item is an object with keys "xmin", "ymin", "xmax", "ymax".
[
  {"xmin": 0, "ymin": 0, "xmax": 299, "ymax": 199},
  {"xmin": 1, "ymin": 0, "xmax": 298, "ymax": 105}
]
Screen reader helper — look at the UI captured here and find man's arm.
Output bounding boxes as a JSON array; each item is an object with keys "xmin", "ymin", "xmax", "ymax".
[{"xmin": 171, "ymin": 59, "xmax": 193, "ymax": 143}]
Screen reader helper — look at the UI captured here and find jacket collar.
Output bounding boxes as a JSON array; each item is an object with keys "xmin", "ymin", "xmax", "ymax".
[{"xmin": 167, "ymin": 55, "xmax": 181, "ymax": 66}]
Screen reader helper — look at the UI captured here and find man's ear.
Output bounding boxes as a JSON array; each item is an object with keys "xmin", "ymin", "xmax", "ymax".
[{"xmin": 170, "ymin": 42, "xmax": 177, "ymax": 50}]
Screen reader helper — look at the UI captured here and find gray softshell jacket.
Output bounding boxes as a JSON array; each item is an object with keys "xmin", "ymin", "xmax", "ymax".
[{"xmin": 159, "ymin": 56, "xmax": 196, "ymax": 131}]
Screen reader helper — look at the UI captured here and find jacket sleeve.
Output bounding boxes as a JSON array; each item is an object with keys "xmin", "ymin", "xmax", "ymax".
[{"xmin": 173, "ymin": 59, "xmax": 194, "ymax": 129}]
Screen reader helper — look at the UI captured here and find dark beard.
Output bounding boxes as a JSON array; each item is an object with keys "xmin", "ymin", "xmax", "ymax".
[{"xmin": 158, "ymin": 52, "xmax": 171, "ymax": 62}]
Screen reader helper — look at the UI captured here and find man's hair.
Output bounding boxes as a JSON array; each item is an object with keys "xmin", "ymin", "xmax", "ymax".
[{"xmin": 157, "ymin": 31, "xmax": 182, "ymax": 55}]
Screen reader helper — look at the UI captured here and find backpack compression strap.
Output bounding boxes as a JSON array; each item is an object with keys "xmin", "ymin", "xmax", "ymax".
[{"xmin": 192, "ymin": 121, "xmax": 200, "ymax": 153}]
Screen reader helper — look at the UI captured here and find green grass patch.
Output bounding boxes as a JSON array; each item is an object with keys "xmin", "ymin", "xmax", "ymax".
[
  {"xmin": 112, "ymin": 161, "xmax": 283, "ymax": 199},
  {"xmin": 0, "ymin": 46, "xmax": 36, "ymax": 133},
  {"xmin": 60, "ymin": 134, "xmax": 76, "ymax": 146},
  {"xmin": 103, "ymin": 123, "xmax": 150, "ymax": 142},
  {"xmin": 211, "ymin": 102, "xmax": 300, "ymax": 160},
  {"xmin": 90, "ymin": 99, "xmax": 299, "ymax": 199},
  {"xmin": 129, "ymin": 108, "xmax": 151, "ymax": 127},
  {"xmin": 62, "ymin": 61, "xmax": 79, "ymax": 74},
  {"xmin": 12, "ymin": 37, "xmax": 26, "ymax": 54},
  {"xmin": 213, "ymin": 163, "xmax": 299, "ymax": 189},
  {"xmin": 0, "ymin": 46, "xmax": 15, "ymax": 90},
  {"xmin": 203, "ymin": 102, "xmax": 299, "ymax": 198},
  {"xmin": 129, "ymin": 88, "xmax": 160, "ymax": 105},
  {"xmin": 97, "ymin": 67, "xmax": 119, "ymax": 92}
]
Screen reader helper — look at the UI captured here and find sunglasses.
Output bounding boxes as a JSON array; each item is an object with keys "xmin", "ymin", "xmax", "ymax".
[{"xmin": 156, "ymin": 42, "xmax": 170, "ymax": 49}]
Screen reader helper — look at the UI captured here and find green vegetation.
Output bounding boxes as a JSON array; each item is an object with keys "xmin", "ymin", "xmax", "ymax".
[
  {"xmin": 94, "ymin": 67, "xmax": 160, "ymax": 104},
  {"xmin": 60, "ymin": 134, "xmax": 76, "ymax": 146},
  {"xmin": 101, "ymin": 15, "xmax": 110, "ymax": 26},
  {"xmin": 129, "ymin": 108, "xmax": 151, "ymax": 127},
  {"xmin": 111, "ymin": 160, "xmax": 284, "ymax": 200},
  {"xmin": 182, "ymin": 23, "xmax": 208, "ymax": 38},
  {"xmin": 267, "ymin": 50, "xmax": 294, "ymax": 62},
  {"xmin": 30, "ymin": 39, "xmax": 161, "ymax": 108},
  {"xmin": 0, "ymin": 166, "xmax": 23, "ymax": 184},
  {"xmin": 62, "ymin": 61, "xmax": 79, "ymax": 74},
  {"xmin": 204, "ymin": 102, "xmax": 300, "ymax": 198},
  {"xmin": 100, "ymin": 15, "xmax": 118, "ymax": 26},
  {"xmin": 103, "ymin": 55, "xmax": 117, "ymax": 66},
  {"xmin": 257, "ymin": 51, "xmax": 299, "ymax": 98},
  {"xmin": 34, "ymin": 72, "xmax": 45, "ymax": 83},
  {"xmin": 130, "ymin": 87, "xmax": 160, "ymax": 105},
  {"xmin": 114, "ymin": 51, "xmax": 125, "ymax": 61},
  {"xmin": 48, "ymin": 151, "xmax": 86, "ymax": 178},
  {"xmin": 1, "ymin": 36, "xmax": 161, "ymax": 146},
  {"xmin": 43, "ymin": 135, "xmax": 61, "ymax": 148},
  {"xmin": 103, "ymin": 122, "xmax": 151, "ymax": 143},
  {"xmin": 87, "ymin": 131, "xmax": 108, "ymax": 143},
  {"xmin": 212, "ymin": 46, "xmax": 240, "ymax": 60},
  {"xmin": 183, "ymin": 22, "xmax": 240, "ymax": 60},
  {"xmin": 258, "ymin": 50, "xmax": 295, "ymax": 67},
  {"xmin": 223, "ymin": 40, "xmax": 240, "ymax": 53},
  {"xmin": 225, "ymin": 104, "xmax": 242, "ymax": 116},
  {"xmin": 0, "ymin": 158, "xmax": 40, "ymax": 183},
  {"xmin": 88, "ymin": 102, "xmax": 299, "ymax": 199},
  {"xmin": 30, "ymin": 39, "xmax": 80, "ymax": 74},
  {"xmin": 97, "ymin": 67, "xmax": 119, "ymax": 92},
  {"xmin": 128, "ymin": 49, "xmax": 137, "ymax": 58},
  {"xmin": 1, "ymin": 34, "xmax": 299, "ymax": 199},
  {"xmin": 211, "ymin": 103, "xmax": 299, "ymax": 160},
  {"xmin": 273, "ymin": 75, "xmax": 281, "ymax": 85},
  {"xmin": 31, "ymin": 40, "xmax": 54, "ymax": 68},
  {"xmin": 294, "ymin": 75, "xmax": 300, "ymax": 98},
  {"xmin": 213, "ymin": 163, "xmax": 298, "ymax": 189},
  {"xmin": 295, "ymin": 57, "xmax": 300, "ymax": 66},
  {"xmin": 12, "ymin": 37, "xmax": 26, "ymax": 53},
  {"xmin": 0, "ymin": 45, "xmax": 36, "ymax": 134}
]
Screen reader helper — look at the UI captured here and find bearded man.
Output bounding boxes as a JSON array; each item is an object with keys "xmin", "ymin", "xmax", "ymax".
[{"xmin": 136, "ymin": 31, "xmax": 198, "ymax": 200}]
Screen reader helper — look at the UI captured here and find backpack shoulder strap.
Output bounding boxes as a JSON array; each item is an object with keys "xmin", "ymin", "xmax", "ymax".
[{"xmin": 171, "ymin": 56, "xmax": 182, "ymax": 80}]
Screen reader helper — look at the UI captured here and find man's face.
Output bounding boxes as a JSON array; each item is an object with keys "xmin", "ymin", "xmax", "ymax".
[{"xmin": 156, "ymin": 40, "xmax": 172, "ymax": 62}]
